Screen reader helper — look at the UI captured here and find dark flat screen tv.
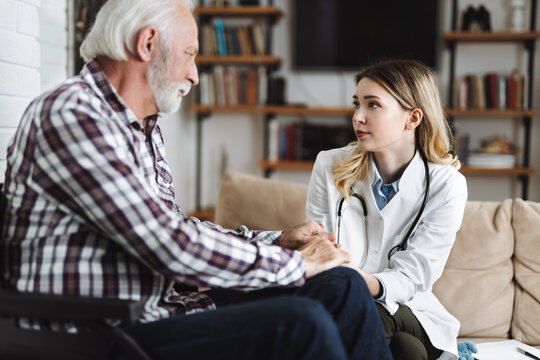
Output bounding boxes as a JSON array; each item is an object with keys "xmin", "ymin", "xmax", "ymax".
[{"xmin": 292, "ymin": 0, "xmax": 440, "ymax": 70}]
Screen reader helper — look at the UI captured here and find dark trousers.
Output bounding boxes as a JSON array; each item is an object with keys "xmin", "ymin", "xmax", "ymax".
[
  {"xmin": 115, "ymin": 267, "xmax": 392, "ymax": 360},
  {"xmin": 376, "ymin": 303, "xmax": 442, "ymax": 360}
]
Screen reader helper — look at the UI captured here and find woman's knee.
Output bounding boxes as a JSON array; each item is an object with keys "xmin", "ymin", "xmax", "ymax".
[{"xmin": 390, "ymin": 331, "xmax": 428, "ymax": 360}]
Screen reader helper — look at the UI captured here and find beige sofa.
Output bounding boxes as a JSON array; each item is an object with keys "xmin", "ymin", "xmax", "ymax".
[{"xmin": 215, "ymin": 171, "xmax": 540, "ymax": 348}]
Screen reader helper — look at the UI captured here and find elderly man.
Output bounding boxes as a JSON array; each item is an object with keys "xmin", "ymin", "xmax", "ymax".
[{"xmin": 1, "ymin": 0, "xmax": 391, "ymax": 359}]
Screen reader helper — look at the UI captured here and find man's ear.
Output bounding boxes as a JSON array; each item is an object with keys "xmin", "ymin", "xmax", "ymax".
[
  {"xmin": 406, "ymin": 108, "xmax": 423, "ymax": 130},
  {"xmin": 136, "ymin": 25, "xmax": 159, "ymax": 62}
]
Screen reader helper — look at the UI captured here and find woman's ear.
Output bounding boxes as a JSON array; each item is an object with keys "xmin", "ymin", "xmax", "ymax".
[
  {"xmin": 136, "ymin": 26, "xmax": 159, "ymax": 62},
  {"xmin": 406, "ymin": 108, "xmax": 423, "ymax": 130}
]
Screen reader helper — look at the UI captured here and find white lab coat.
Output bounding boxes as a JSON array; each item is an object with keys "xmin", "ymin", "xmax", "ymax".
[{"xmin": 306, "ymin": 146, "xmax": 467, "ymax": 360}]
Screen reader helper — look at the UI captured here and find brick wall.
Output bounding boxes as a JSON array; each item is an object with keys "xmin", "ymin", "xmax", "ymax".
[
  {"xmin": 0, "ymin": 0, "xmax": 41, "ymax": 182},
  {"xmin": 39, "ymin": 0, "xmax": 67, "ymax": 92}
]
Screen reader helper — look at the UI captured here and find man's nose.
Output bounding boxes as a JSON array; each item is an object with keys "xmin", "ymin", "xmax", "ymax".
[{"xmin": 188, "ymin": 62, "xmax": 199, "ymax": 86}]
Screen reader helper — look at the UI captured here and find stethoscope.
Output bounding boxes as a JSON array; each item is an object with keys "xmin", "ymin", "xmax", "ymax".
[{"xmin": 336, "ymin": 154, "xmax": 431, "ymax": 263}]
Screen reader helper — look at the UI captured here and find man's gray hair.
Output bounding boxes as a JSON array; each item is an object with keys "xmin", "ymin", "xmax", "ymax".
[{"xmin": 80, "ymin": 0, "xmax": 194, "ymax": 62}]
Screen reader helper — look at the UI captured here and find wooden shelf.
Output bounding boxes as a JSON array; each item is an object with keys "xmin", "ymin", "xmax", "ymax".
[
  {"xmin": 191, "ymin": 104, "xmax": 354, "ymax": 116},
  {"xmin": 192, "ymin": 105, "xmax": 537, "ymax": 118},
  {"xmin": 459, "ymin": 166, "xmax": 534, "ymax": 176},
  {"xmin": 196, "ymin": 55, "xmax": 282, "ymax": 65},
  {"xmin": 259, "ymin": 161, "xmax": 534, "ymax": 177},
  {"xmin": 194, "ymin": 6, "xmax": 283, "ymax": 17},
  {"xmin": 445, "ymin": 31, "xmax": 540, "ymax": 42},
  {"xmin": 445, "ymin": 108, "xmax": 537, "ymax": 118}
]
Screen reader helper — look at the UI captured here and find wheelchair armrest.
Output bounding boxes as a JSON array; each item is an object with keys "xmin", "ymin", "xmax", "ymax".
[{"xmin": 0, "ymin": 290, "xmax": 143, "ymax": 323}]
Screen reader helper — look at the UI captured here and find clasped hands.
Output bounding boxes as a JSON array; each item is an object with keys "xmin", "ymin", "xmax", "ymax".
[
  {"xmin": 279, "ymin": 221, "xmax": 349, "ymax": 278},
  {"xmin": 279, "ymin": 221, "xmax": 380, "ymax": 296}
]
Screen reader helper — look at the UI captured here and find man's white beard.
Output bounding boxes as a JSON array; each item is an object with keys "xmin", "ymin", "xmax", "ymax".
[{"xmin": 147, "ymin": 51, "xmax": 192, "ymax": 114}]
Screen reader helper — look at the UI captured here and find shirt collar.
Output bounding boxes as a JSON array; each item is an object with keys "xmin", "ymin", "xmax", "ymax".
[
  {"xmin": 371, "ymin": 159, "xmax": 400, "ymax": 193},
  {"xmin": 80, "ymin": 59, "xmax": 159, "ymax": 135}
]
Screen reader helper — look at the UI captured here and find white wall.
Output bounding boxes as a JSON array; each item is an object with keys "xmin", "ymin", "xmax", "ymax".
[
  {"xmin": 0, "ymin": 0, "xmax": 41, "ymax": 182},
  {"xmin": 167, "ymin": 0, "xmax": 540, "ymax": 211},
  {"xmin": 39, "ymin": 0, "xmax": 68, "ymax": 92}
]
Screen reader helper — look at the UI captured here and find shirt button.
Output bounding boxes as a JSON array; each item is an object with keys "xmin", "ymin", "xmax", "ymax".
[{"xmin": 373, "ymin": 250, "xmax": 378, "ymax": 255}]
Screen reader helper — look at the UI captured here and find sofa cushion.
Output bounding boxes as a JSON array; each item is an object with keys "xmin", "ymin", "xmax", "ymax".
[
  {"xmin": 215, "ymin": 172, "xmax": 308, "ymax": 230},
  {"xmin": 512, "ymin": 199, "xmax": 540, "ymax": 345},
  {"xmin": 433, "ymin": 200, "xmax": 514, "ymax": 338}
]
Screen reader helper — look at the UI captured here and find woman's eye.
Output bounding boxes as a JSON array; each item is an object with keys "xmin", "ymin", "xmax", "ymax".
[
  {"xmin": 352, "ymin": 102, "xmax": 360, "ymax": 109},
  {"xmin": 368, "ymin": 102, "xmax": 380, "ymax": 109}
]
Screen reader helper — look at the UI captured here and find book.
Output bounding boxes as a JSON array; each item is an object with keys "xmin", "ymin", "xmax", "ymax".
[
  {"xmin": 258, "ymin": 66, "xmax": 267, "ymax": 105},
  {"xmin": 499, "ymin": 76, "xmax": 506, "ymax": 109},
  {"xmin": 199, "ymin": 72, "xmax": 210, "ymax": 105},
  {"xmin": 252, "ymin": 24, "xmax": 266, "ymax": 55},
  {"xmin": 487, "ymin": 72, "xmax": 499, "ymax": 109},
  {"xmin": 458, "ymin": 77, "xmax": 468, "ymax": 110},
  {"xmin": 467, "ymin": 153, "xmax": 516, "ymax": 168},
  {"xmin": 246, "ymin": 70, "xmax": 258, "ymax": 105},
  {"xmin": 215, "ymin": 18, "xmax": 227, "ymax": 56},
  {"xmin": 267, "ymin": 118, "xmax": 280, "ymax": 162},
  {"xmin": 476, "ymin": 75, "xmax": 485, "ymax": 109},
  {"xmin": 507, "ymin": 68, "xmax": 521, "ymax": 109},
  {"xmin": 214, "ymin": 65, "xmax": 226, "ymax": 105}
]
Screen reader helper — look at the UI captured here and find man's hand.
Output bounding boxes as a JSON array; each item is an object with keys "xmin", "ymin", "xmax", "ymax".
[
  {"xmin": 279, "ymin": 221, "xmax": 335, "ymax": 250},
  {"xmin": 298, "ymin": 239, "xmax": 350, "ymax": 278}
]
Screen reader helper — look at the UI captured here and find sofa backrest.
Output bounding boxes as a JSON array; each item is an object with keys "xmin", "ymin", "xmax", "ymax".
[
  {"xmin": 215, "ymin": 172, "xmax": 540, "ymax": 345},
  {"xmin": 511, "ymin": 199, "xmax": 540, "ymax": 344},
  {"xmin": 432, "ymin": 200, "xmax": 515, "ymax": 339},
  {"xmin": 215, "ymin": 172, "xmax": 308, "ymax": 230}
]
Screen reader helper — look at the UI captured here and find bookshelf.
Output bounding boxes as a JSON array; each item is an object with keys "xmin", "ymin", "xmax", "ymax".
[
  {"xmin": 193, "ymin": 3, "xmax": 283, "ymax": 211},
  {"xmin": 446, "ymin": 0, "xmax": 539, "ymax": 199}
]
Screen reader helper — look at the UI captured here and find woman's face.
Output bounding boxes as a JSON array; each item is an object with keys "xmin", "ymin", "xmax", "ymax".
[{"xmin": 352, "ymin": 78, "xmax": 416, "ymax": 155}]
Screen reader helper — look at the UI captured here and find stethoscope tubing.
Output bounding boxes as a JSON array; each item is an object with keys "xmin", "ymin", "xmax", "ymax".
[{"xmin": 336, "ymin": 154, "xmax": 430, "ymax": 262}]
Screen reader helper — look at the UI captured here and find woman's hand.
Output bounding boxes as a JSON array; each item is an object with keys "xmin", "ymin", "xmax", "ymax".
[
  {"xmin": 343, "ymin": 263, "xmax": 382, "ymax": 298},
  {"xmin": 298, "ymin": 239, "xmax": 350, "ymax": 278}
]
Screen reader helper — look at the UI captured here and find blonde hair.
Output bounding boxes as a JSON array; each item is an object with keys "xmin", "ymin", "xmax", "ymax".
[{"xmin": 333, "ymin": 59, "xmax": 460, "ymax": 197}]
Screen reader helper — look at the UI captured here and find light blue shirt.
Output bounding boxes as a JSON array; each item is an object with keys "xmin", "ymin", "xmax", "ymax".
[{"xmin": 371, "ymin": 160, "xmax": 400, "ymax": 210}]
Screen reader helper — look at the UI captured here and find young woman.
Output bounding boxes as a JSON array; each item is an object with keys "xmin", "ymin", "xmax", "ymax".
[{"xmin": 305, "ymin": 59, "xmax": 467, "ymax": 360}]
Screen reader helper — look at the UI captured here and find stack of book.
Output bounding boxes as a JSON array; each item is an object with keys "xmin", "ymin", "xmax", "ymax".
[
  {"xmin": 201, "ymin": 19, "xmax": 266, "ymax": 56},
  {"xmin": 456, "ymin": 69, "xmax": 527, "ymax": 110},
  {"xmin": 267, "ymin": 120, "xmax": 356, "ymax": 162},
  {"xmin": 467, "ymin": 153, "xmax": 516, "ymax": 168},
  {"xmin": 199, "ymin": 65, "xmax": 267, "ymax": 106}
]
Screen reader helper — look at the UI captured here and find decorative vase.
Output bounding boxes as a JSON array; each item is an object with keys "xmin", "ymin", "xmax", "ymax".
[{"xmin": 510, "ymin": 0, "xmax": 527, "ymax": 31}]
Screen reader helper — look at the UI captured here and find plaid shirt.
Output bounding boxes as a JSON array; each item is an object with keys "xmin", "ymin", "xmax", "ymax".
[{"xmin": 2, "ymin": 60, "xmax": 305, "ymax": 323}]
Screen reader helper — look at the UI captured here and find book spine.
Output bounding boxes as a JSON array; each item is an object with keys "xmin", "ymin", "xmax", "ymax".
[
  {"xmin": 215, "ymin": 19, "xmax": 227, "ymax": 56},
  {"xmin": 268, "ymin": 118, "xmax": 279, "ymax": 162},
  {"xmin": 498, "ymin": 77, "xmax": 506, "ymax": 109}
]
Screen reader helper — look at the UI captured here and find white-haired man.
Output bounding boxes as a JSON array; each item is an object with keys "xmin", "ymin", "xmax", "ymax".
[{"xmin": 2, "ymin": 0, "xmax": 391, "ymax": 359}]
